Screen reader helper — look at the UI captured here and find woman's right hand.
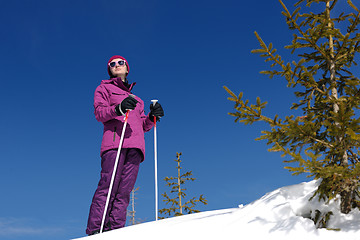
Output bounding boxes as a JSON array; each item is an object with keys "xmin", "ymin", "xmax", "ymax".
[{"xmin": 116, "ymin": 95, "xmax": 138, "ymax": 115}]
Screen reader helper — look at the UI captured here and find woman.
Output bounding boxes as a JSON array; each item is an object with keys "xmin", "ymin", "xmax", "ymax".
[{"xmin": 86, "ymin": 55, "xmax": 164, "ymax": 235}]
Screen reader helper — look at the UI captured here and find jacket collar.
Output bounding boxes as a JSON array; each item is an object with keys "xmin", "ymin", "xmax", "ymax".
[{"xmin": 102, "ymin": 77, "xmax": 136, "ymax": 92}]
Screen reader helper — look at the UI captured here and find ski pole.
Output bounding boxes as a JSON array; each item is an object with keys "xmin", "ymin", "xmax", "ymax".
[
  {"xmin": 100, "ymin": 110, "xmax": 130, "ymax": 233},
  {"xmin": 151, "ymin": 99, "xmax": 159, "ymax": 221}
]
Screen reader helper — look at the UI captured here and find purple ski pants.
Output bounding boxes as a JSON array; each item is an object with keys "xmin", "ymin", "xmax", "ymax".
[{"xmin": 86, "ymin": 148, "xmax": 142, "ymax": 235}]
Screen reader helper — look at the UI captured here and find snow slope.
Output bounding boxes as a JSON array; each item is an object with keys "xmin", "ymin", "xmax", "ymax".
[{"xmin": 73, "ymin": 180, "xmax": 360, "ymax": 240}]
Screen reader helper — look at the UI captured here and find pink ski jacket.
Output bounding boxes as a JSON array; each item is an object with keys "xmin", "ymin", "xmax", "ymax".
[{"xmin": 94, "ymin": 77, "xmax": 154, "ymax": 160}]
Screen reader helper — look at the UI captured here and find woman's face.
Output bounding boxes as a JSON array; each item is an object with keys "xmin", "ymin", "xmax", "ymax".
[{"xmin": 109, "ymin": 58, "xmax": 128, "ymax": 78}]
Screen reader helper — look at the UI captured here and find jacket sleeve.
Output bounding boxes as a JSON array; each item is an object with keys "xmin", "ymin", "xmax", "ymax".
[
  {"xmin": 141, "ymin": 106, "xmax": 154, "ymax": 132},
  {"xmin": 94, "ymin": 85, "xmax": 118, "ymax": 123}
]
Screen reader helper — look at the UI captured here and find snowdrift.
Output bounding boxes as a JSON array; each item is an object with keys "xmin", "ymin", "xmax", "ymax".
[{"xmin": 73, "ymin": 180, "xmax": 360, "ymax": 240}]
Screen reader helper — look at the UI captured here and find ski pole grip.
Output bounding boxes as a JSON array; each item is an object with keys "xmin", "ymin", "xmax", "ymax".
[
  {"xmin": 151, "ymin": 99, "xmax": 158, "ymax": 106},
  {"xmin": 151, "ymin": 100, "xmax": 158, "ymax": 125}
]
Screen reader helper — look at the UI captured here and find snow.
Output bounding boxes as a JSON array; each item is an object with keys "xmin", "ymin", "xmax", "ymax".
[{"xmin": 72, "ymin": 180, "xmax": 360, "ymax": 240}]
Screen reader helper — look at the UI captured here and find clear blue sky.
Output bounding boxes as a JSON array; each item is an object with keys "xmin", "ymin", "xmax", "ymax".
[{"xmin": 0, "ymin": 0, "xmax": 326, "ymax": 239}]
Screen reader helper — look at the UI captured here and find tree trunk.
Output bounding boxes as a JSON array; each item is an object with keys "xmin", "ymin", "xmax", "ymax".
[
  {"xmin": 177, "ymin": 157, "xmax": 182, "ymax": 215},
  {"xmin": 326, "ymin": 1, "xmax": 349, "ymax": 166},
  {"xmin": 326, "ymin": 0, "xmax": 353, "ymax": 214}
]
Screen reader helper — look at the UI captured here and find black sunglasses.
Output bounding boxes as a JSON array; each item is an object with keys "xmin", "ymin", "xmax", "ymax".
[{"xmin": 108, "ymin": 60, "xmax": 126, "ymax": 68}]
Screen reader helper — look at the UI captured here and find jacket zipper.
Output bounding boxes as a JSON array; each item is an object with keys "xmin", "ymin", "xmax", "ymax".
[{"xmin": 113, "ymin": 127, "xmax": 117, "ymax": 142}]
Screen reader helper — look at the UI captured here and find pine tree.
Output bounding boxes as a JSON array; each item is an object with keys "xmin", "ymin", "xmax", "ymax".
[
  {"xmin": 224, "ymin": 0, "xmax": 360, "ymax": 217},
  {"xmin": 159, "ymin": 152, "xmax": 208, "ymax": 218},
  {"xmin": 127, "ymin": 187, "xmax": 140, "ymax": 225}
]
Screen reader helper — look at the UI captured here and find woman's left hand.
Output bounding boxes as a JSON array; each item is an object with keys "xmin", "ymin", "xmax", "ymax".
[{"xmin": 150, "ymin": 102, "xmax": 164, "ymax": 121}]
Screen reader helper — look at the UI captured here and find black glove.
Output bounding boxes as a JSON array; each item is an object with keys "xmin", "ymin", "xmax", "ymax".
[
  {"xmin": 150, "ymin": 102, "xmax": 164, "ymax": 121},
  {"xmin": 116, "ymin": 95, "xmax": 138, "ymax": 116}
]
